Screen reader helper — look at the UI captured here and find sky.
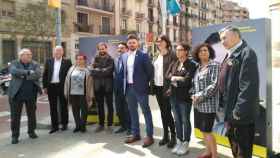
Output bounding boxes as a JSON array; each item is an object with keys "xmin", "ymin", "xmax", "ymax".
[{"xmin": 230, "ymin": 0, "xmax": 270, "ymax": 19}]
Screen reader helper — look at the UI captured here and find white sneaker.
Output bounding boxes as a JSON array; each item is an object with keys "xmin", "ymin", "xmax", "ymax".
[
  {"xmin": 176, "ymin": 141, "xmax": 189, "ymax": 155},
  {"xmin": 171, "ymin": 140, "xmax": 182, "ymax": 154}
]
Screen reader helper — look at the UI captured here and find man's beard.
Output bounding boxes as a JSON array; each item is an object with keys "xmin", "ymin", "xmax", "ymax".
[
  {"xmin": 129, "ymin": 48, "xmax": 136, "ymax": 51},
  {"xmin": 99, "ymin": 51, "xmax": 106, "ymax": 56}
]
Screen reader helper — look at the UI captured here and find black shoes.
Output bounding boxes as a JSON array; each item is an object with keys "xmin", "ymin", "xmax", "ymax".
[
  {"xmin": 73, "ymin": 127, "xmax": 86, "ymax": 133},
  {"xmin": 73, "ymin": 128, "xmax": 80, "ymax": 133},
  {"xmin": 167, "ymin": 135, "xmax": 177, "ymax": 148},
  {"xmin": 11, "ymin": 137, "xmax": 19, "ymax": 144},
  {"xmin": 49, "ymin": 128, "xmax": 59, "ymax": 134},
  {"xmin": 61, "ymin": 125, "xmax": 68, "ymax": 131},
  {"xmin": 29, "ymin": 133, "xmax": 38, "ymax": 139},
  {"xmin": 159, "ymin": 138, "xmax": 169, "ymax": 146}
]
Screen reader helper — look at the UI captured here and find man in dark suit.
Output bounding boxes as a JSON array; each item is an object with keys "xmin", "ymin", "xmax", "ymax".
[
  {"xmin": 219, "ymin": 26, "xmax": 260, "ymax": 158},
  {"xmin": 43, "ymin": 46, "xmax": 72, "ymax": 134},
  {"xmin": 121, "ymin": 34, "xmax": 154, "ymax": 147},
  {"xmin": 91, "ymin": 42, "xmax": 114, "ymax": 133},
  {"xmin": 113, "ymin": 42, "xmax": 131, "ymax": 135},
  {"xmin": 8, "ymin": 48, "xmax": 41, "ymax": 144}
]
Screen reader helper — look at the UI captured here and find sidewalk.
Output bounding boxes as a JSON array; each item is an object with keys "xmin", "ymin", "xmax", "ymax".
[{"xmin": 0, "ymin": 96, "xmax": 251, "ymax": 158}]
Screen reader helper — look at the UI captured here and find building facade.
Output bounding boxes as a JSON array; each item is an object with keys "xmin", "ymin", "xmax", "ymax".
[
  {"xmin": 0, "ymin": 0, "xmax": 117, "ymax": 67},
  {"xmin": 0, "ymin": 0, "xmax": 77, "ymax": 66},
  {"xmin": 188, "ymin": 0, "xmax": 223, "ymax": 28},
  {"xmin": 222, "ymin": 0, "xmax": 249, "ymax": 23}
]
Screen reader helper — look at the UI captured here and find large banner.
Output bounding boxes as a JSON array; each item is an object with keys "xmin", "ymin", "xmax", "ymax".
[
  {"xmin": 79, "ymin": 35, "xmax": 127, "ymax": 63},
  {"xmin": 191, "ymin": 18, "xmax": 271, "ymax": 158},
  {"xmin": 79, "ymin": 35, "xmax": 127, "ymax": 123}
]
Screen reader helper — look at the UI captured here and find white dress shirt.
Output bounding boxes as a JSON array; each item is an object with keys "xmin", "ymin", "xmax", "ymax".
[
  {"xmin": 51, "ymin": 58, "xmax": 62, "ymax": 83},
  {"xmin": 153, "ymin": 54, "xmax": 164, "ymax": 86},
  {"xmin": 127, "ymin": 50, "xmax": 136, "ymax": 84}
]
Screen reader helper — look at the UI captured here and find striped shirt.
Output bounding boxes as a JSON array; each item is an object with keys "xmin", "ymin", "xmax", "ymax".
[{"xmin": 193, "ymin": 60, "xmax": 220, "ymax": 113}]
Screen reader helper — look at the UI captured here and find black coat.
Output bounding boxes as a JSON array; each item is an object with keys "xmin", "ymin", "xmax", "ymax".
[
  {"xmin": 92, "ymin": 54, "xmax": 114, "ymax": 92},
  {"xmin": 42, "ymin": 58, "xmax": 72, "ymax": 89},
  {"xmin": 151, "ymin": 50, "xmax": 177, "ymax": 94},
  {"xmin": 165, "ymin": 59, "xmax": 197, "ymax": 102},
  {"xmin": 221, "ymin": 40, "xmax": 260, "ymax": 125}
]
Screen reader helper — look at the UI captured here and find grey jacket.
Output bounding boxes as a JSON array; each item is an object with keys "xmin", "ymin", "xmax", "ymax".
[{"xmin": 8, "ymin": 60, "xmax": 42, "ymax": 99}]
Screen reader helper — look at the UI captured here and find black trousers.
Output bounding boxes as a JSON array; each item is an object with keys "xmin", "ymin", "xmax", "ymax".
[
  {"xmin": 47, "ymin": 83, "xmax": 68, "ymax": 129},
  {"xmin": 9, "ymin": 97, "xmax": 37, "ymax": 138},
  {"xmin": 115, "ymin": 88, "xmax": 131, "ymax": 130},
  {"xmin": 95, "ymin": 88, "xmax": 113, "ymax": 126},
  {"xmin": 227, "ymin": 123, "xmax": 255, "ymax": 158},
  {"xmin": 69, "ymin": 95, "xmax": 88, "ymax": 130},
  {"xmin": 155, "ymin": 86, "xmax": 176, "ymax": 138}
]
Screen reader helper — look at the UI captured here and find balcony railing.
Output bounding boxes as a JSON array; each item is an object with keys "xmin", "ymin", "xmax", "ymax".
[
  {"xmin": 135, "ymin": 12, "xmax": 145, "ymax": 20},
  {"xmin": 94, "ymin": 2, "xmax": 114, "ymax": 12},
  {"xmin": 74, "ymin": 23, "xmax": 93, "ymax": 33},
  {"xmin": 121, "ymin": 8, "xmax": 132, "ymax": 17},
  {"xmin": 76, "ymin": 0, "xmax": 88, "ymax": 6},
  {"xmin": 148, "ymin": 0, "xmax": 155, "ymax": 7},
  {"xmin": 76, "ymin": 2, "xmax": 114, "ymax": 12}
]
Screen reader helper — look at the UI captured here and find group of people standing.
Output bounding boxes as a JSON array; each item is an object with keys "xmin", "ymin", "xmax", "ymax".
[{"xmin": 7, "ymin": 25, "xmax": 259, "ymax": 158}]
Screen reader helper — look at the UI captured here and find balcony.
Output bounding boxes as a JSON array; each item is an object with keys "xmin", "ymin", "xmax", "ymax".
[
  {"xmin": 135, "ymin": 12, "xmax": 145, "ymax": 21},
  {"xmin": 76, "ymin": 0, "xmax": 88, "ymax": 6},
  {"xmin": 94, "ymin": 3, "xmax": 114, "ymax": 12},
  {"xmin": 148, "ymin": 0, "xmax": 155, "ymax": 8},
  {"xmin": 76, "ymin": 2, "xmax": 114, "ymax": 14},
  {"xmin": 74, "ymin": 23, "xmax": 94, "ymax": 33},
  {"xmin": 121, "ymin": 8, "xmax": 132, "ymax": 17}
]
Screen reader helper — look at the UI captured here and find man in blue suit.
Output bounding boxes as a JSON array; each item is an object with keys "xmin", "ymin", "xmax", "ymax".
[
  {"xmin": 121, "ymin": 34, "xmax": 154, "ymax": 147},
  {"xmin": 113, "ymin": 42, "xmax": 131, "ymax": 135}
]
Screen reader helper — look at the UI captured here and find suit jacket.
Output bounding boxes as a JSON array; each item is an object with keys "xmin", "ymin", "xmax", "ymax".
[
  {"xmin": 222, "ymin": 40, "xmax": 260, "ymax": 125},
  {"xmin": 8, "ymin": 60, "xmax": 41, "ymax": 99},
  {"xmin": 91, "ymin": 54, "xmax": 114, "ymax": 92},
  {"xmin": 121, "ymin": 50, "xmax": 154, "ymax": 95},
  {"xmin": 42, "ymin": 58, "xmax": 72, "ymax": 89},
  {"xmin": 114, "ymin": 54, "xmax": 125, "ymax": 94}
]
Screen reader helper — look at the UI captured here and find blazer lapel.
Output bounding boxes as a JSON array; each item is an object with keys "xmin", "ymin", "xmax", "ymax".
[
  {"xmin": 59, "ymin": 59, "xmax": 65, "ymax": 78},
  {"xmin": 50, "ymin": 58, "xmax": 54, "ymax": 78},
  {"xmin": 133, "ymin": 50, "xmax": 140, "ymax": 72}
]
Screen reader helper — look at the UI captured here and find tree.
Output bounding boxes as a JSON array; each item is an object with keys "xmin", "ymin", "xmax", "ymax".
[{"xmin": 6, "ymin": 1, "xmax": 63, "ymax": 42}]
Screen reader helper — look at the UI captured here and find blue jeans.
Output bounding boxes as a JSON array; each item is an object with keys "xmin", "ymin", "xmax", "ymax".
[
  {"xmin": 126, "ymin": 85, "xmax": 153, "ymax": 137},
  {"xmin": 170, "ymin": 96, "xmax": 192, "ymax": 142}
]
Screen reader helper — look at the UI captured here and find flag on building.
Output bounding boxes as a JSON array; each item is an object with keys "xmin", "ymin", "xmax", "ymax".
[
  {"xmin": 48, "ymin": 0, "xmax": 61, "ymax": 8},
  {"xmin": 167, "ymin": 0, "xmax": 181, "ymax": 16}
]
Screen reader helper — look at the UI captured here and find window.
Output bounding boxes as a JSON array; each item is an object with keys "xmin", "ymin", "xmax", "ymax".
[
  {"xmin": 166, "ymin": 28, "xmax": 170, "ymax": 38},
  {"xmin": 149, "ymin": 24, "xmax": 153, "ymax": 32},
  {"xmin": 77, "ymin": 12, "xmax": 88, "ymax": 25},
  {"xmin": 0, "ymin": 1, "xmax": 15, "ymax": 18},
  {"xmin": 77, "ymin": 0, "xmax": 88, "ymax": 6},
  {"xmin": 136, "ymin": 23, "xmax": 140, "ymax": 33},
  {"xmin": 148, "ymin": 8, "xmax": 153, "ymax": 22},
  {"xmin": 173, "ymin": 29, "xmax": 176, "ymax": 41},
  {"xmin": 122, "ymin": 0, "xmax": 127, "ymax": 8},
  {"xmin": 121, "ymin": 19, "xmax": 127, "ymax": 30},
  {"xmin": 101, "ymin": 16, "xmax": 110, "ymax": 34}
]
